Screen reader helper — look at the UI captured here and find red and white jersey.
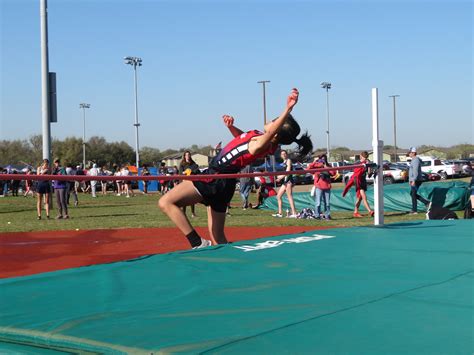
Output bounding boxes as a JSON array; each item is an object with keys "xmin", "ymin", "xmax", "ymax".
[{"xmin": 210, "ymin": 130, "xmax": 277, "ymax": 173}]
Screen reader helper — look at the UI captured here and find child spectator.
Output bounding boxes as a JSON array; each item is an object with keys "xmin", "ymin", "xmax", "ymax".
[{"xmin": 308, "ymin": 154, "xmax": 334, "ymax": 219}]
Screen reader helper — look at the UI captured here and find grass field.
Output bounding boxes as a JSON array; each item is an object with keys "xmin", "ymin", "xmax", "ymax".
[{"xmin": 0, "ymin": 179, "xmax": 468, "ymax": 233}]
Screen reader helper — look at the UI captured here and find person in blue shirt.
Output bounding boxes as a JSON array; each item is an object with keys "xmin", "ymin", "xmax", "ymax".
[{"xmin": 407, "ymin": 147, "xmax": 430, "ymax": 214}]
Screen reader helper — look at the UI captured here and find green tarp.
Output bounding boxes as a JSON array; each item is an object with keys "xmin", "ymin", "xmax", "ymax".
[
  {"xmin": 261, "ymin": 181, "xmax": 471, "ymax": 212},
  {"xmin": 0, "ymin": 220, "xmax": 473, "ymax": 353}
]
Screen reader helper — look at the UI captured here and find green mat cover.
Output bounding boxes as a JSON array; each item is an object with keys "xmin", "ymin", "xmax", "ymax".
[
  {"xmin": 0, "ymin": 220, "xmax": 473, "ymax": 353},
  {"xmin": 261, "ymin": 181, "xmax": 470, "ymax": 212}
]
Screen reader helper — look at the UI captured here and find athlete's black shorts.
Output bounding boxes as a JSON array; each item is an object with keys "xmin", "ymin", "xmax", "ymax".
[
  {"xmin": 193, "ymin": 174, "xmax": 236, "ymax": 213},
  {"xmin": 356, "ymin": 178, "xmax": 368, "ymax": 192},
  {"xmin": 37, "ymin": 181, "xmax": 51, "ymax": 194},
  {"xmin": 282, "ymin": 175, "xmax": 294, "ymax": 185}
]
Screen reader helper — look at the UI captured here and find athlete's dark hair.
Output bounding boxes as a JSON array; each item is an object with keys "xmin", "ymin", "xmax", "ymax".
[{"xmin": 276, "ymin": 114, "xmax": 313, "ymax": 160}]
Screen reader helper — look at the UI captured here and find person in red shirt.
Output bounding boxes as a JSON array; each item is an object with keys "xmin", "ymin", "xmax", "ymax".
[
  {"xmin": 342, "ymin": 151, "xmax": 374, "ymax": 218},
  {"xmin": 308, "ymin": 154, "xmax": 334, "ymax": 220},
  {"xmin": 158, "ymin": 88, "xmax": 312, "ymax": 249}
]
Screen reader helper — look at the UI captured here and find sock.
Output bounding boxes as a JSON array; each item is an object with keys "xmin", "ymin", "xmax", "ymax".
[{"xmin": 185, "ymin": 230, "xmax": 202, "ymax": 248}]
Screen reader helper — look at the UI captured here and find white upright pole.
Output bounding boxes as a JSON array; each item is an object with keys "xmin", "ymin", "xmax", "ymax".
[
  {"xmin": 40, "ymin": 0, "xmax": 51, "ymax": 161},
  {"xmin": 372, "ymin": 88, "xmax": 384, "ymax": 226}
]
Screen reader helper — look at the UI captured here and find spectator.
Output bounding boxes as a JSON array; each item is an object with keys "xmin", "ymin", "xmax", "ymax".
[
  {"xmin": 251, "ymin": 172, "xmax": 276, "ymax": 209},
  {"xmin": 88, "ymin": 163, "xmax": 99, "ymax": 198},
  {"xmin": 100, "ymin": 165, "xmax": 109, "ymax": 195},
  {"xmin": 159, "ymin": 162, "xmax": 169, "ymax": 194},
  {"xmin": 36, "ymin": 159, "xmax": 51, "ymax": 220},
  {"xmin": 351, "ymin": 151, "xmax": 374, "ymax": 218},
  {"xmin": 407, "ymin": 147, "xmax": 431, "ymax": 214},
  {"xmin": 23, "ymin": 168, "xmax": 34, "ymax": 197},
  {"xmin": 469, "ymin": 166, "xmax": 474, "ymax": 216},
  {"xmin": 1, "ymin": 166, "xmax": 9, "ymax": 197},
  {"xmin": 114, "ymin": 165, "xmax": 123, "ymax": 196},
  {"xmin": 52, "ymin": 158, "xmax": 69, "ymax": 219},
  {"xmin": 66, "ymin": 164, "xmax": 78, "ymax": 206},
  {"xmin": 171, "ymin": 165, "xmax": 179, "ymax": 188},
  {"xmin": 308, "ymin": 154, "xmax": 334, "ymax": 220},
  {"xmin": 141, "ymin": 164, "xmax": 150, "ymax": 194},
  {"xmin": 239, "ymin": 165, "xmax": 252, "ymax": 209},
  {"xmin": 11, "ymin": 170, "xmax": 20, "ymax": 196},
  {"xmin": 111, "ymin": 164, "xmax": 120, "ymax": 195},
  {"xmin": 273, "ymin": 150, "xmax": 298, "ymax": 218},
  {"xmin": 76, "ymin": 164, "xmax": 86, "ymax": 193},
  {"xmin": 179, "ymin": 151, "xmax": 199, "ymax": 217},
  {"xmin": 121, "ymin": 165, "xmax": 133, "ymax": 198}
]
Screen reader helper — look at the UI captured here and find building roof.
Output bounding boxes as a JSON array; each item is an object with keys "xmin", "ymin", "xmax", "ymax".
[{"xmin": 162, "ymin": 152, "xmax": 209, "ymax": 160}]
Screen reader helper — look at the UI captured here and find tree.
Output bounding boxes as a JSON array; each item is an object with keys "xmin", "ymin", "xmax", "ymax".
[
  {"xmin": 105, "ymin": 141, "xmax": 135, "ymax": 166},
  {"xmin": 52, "ymin": 137, "xmax": 83, "ymax": 167},
  {"xmin": 29, "ymin": 135, "xmax": 43, "ymax": 164},
  {"xmin": 332, "ymin": 146, "xmax": 351, "ymax": 152},
  {"xmin": 0, "ymin": 139, "xmax": 33, "ymax": 166},
  {"xmin": 450, "ymin": 144, "xmax": 474, "ymax": 159},
  {"xmin": 140, "ymin": 147, "xmax": 162, "ymax": 165}
]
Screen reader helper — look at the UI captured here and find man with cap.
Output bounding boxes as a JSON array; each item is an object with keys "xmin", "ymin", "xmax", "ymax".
[{"xmin": 407, "ymin": 147, "xmax": 430, "ymax": 214}]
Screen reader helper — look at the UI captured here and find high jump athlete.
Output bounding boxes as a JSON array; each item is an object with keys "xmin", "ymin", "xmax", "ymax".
[{"xmin": 158, "ymin": 88, "xmax": 312, "ymax": 248}]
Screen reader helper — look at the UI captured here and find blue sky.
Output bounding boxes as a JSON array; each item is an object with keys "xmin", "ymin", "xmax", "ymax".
[{"xmin": 0, "ymin": 0, "xmax": 472, "ymax": 151}]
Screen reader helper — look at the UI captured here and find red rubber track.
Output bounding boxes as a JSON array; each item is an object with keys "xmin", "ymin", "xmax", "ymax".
[{"xmin": 0, "ymin": 226, "xmax": 335, "ymax": 279}]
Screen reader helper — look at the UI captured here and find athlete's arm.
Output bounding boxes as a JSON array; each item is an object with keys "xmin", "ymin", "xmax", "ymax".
[
  {"xmin": 223, "ymin": 115, "xmax": 244, "ymax": 137},
  {"xmin": 249, "ymin": 89, "xmax": 299, "ymax": 155}
]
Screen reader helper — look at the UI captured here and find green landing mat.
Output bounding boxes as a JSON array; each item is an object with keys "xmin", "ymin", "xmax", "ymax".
[
  {"xmin": 261, "ymin": 181, "xmax": 471, "ymax": 212},
  {"xmin": 1, "ymin": 220, "xmax": 473, "ymax": 354}
]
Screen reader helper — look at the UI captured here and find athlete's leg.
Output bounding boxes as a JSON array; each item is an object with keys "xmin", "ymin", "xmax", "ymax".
[
  {"xmin": 354, "ymin": 195, "xmax": 362, "ymax": 213},
  {"xmin": 158, "ymin": 180, "xmax": 203, "ymax": 235},
  {"xmin": 207, "ymin": 207, "xmax": 228, "ymax": 245},
  {"xmin": 44, "ymin": 192, "xmax": 50, "ymax": 217},
  {"xmin": 36, "ymin": 193, "xmax": 42, "ymax": 217},
  {"xmin": 207, "ymin": 206, "xmax": 215, "ymax": 244},
  {"xmin": 285, "ymin": 183, "xmax": 297, "ymax": 215},
  {"xmin": 276, "ymin": 184, "xmax": 287, "ymax": 215},
  {"xmin": 360, "ymin": 190, "xmax": 373, "ymax": 213}
]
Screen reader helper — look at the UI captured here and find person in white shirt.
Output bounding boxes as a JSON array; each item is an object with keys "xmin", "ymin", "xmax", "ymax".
[
  {"xmin": 120, "ymin": 166, "xmax": 133, "ymax": 198},
  {"xmin": 88, "ymin": 163, "xmax": 99, "ymax": 198}
]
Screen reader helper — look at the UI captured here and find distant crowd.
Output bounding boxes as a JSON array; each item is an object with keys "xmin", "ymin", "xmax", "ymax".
[{"xmin": 1, "ymin": 147, "xmax": 473, "ymax": 222}]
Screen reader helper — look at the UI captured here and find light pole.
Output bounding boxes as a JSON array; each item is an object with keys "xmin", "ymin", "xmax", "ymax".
[
  {"xmin": 321, "ymin": 82, "xmax": 331, "ymax": 160},
  {"xmin": 389, "ymin": 95, "xmax": 400, "ymax": 162},
  {"xmin": 79, "ymin": 103, "xmax": 90, "ymax": 168},
  {"xmin": 257, "ymin": 80, "xmax": 271, "ymax": 171},
  {"xmin": 257, "ymin": 80, "xmax": 270, "ymax": 125},
  {"xmin": 124, "ymin": 56, "xmax": 142, "ymax": 170},
  {"xmin": 40, "ymin": 0, "xmax": 51, "ymax": 161}
]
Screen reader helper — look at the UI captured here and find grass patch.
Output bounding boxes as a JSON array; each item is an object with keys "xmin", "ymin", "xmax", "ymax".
[{"xmin": 0, "ymin": 185, "xmax": 464, "ymax": 233}]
